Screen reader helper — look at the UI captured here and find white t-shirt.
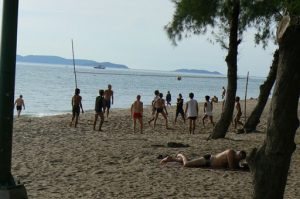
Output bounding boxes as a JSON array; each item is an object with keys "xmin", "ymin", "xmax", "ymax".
[
  {"xmin": 205, "ymin": 102, "xmax": 213, "ymax": 116},
  {"xmin": 186, "ymin": 99, "xmax": 198, "ymax": 117}
]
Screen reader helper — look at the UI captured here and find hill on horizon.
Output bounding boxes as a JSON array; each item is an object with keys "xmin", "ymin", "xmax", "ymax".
[
  {"xmin": 174, "ymin": 69, "xmax": 222, "ymax": 75},
  {"xmin": 16, "ymin": 55, "xmax": 129, "ymax": 69}
]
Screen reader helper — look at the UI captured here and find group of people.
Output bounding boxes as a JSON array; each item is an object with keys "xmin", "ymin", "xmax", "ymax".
[{"xmin": 69, "ymin": 84, "xmax": 114, "ymax": 130}]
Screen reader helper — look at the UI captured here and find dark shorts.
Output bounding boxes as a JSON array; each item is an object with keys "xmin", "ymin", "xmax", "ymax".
[
  {"xmin": 156, "ymin": 108, "xmax": 163, "ymax": 113},
  {"xmin": 176, "ymin": 109, "xmax": 184, "ymax": 117},
  {"xmin": 105, "ymin": 100, "xmax": 111, "ymax": 109},
  {"xmin": 188, "ymin": 116, "xmax": 197, "ymax": 120},
  {"xmin": 203, "ymin": 154, "xmax": 212, "ymax": 167},
  {"xmin": 72, "ymin": 106, "xmax": 80, "ymax": 115},
  {"xmin": 16, "ymin": 106, "xmax": 22, "ymax": 111}
]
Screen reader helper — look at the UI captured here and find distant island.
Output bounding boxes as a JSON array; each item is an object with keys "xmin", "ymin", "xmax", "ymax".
[
  {"xmin": 174, "ymin": 69, "xmax": 222, "ymax": 75},
  {"xmin": 16, "ymin": 55, "xmax": 129, "ymax": 69}
]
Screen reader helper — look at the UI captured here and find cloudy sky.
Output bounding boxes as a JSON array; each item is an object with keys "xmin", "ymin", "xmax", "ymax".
[{"xmin": 1, "ymin": 0, "xmax": 277, "ymax": 76}]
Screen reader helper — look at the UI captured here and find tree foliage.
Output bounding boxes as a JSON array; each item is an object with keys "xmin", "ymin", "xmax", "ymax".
[{"xmin": 165, "ymin": 0, "xmax": 246, "ymax": 49}]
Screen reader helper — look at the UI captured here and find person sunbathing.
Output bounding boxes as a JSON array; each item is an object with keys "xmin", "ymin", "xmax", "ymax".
[{"xmin": 160, "ymin": 149, "xmax": 247, "ymax": 170}]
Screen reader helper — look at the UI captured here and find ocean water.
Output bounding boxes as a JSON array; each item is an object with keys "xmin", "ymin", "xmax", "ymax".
[{"xmin": 15, "ymin": 62, "xmax": 265, "ymax": 116}]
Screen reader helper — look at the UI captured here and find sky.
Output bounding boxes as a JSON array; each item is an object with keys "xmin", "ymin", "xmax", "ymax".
[{"xmin": 1, "ymin": 0, "xmax": 277, "ymax": 77}]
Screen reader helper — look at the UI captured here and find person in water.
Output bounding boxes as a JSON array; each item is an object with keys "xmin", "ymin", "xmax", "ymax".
[
  {"xmin": 70, "ymin": 88, "xmax": 84, "ymax": 128},
  {"xmin": 160, "ymin": 149, "xmax": 247, "ymax": 170},
  {"xmin": 166, "ymin": 91, "xmax": 171, "ymax": 106},
  {"xmin": 14, "ymin": 95, "xmax": 25, "ymax": 117}
]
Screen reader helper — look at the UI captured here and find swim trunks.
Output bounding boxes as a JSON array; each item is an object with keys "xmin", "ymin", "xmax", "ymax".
[
  {"xmin": 203, "ymin": 154, "xmax": 212, "ymax": 167},
  {"xmin": 176, "ymin": 108, "xmax": 184, "ymax": 117},
  {"xmin": 133, "ymin": 112, "xmax": 142, "ymax": 119},
  {"xmin": 188, "ymin": 116, "xmax": 197, "ymax": 120},
  {"xmin": 16, "ymin": 105, "xmax": 22, "ymax": 111},
  {"xmin": 105, "ymin": 99, "xmax": 111, "ymax": 109},
  {"xmin": 156, "ymin": 108, "xmax": 163, "ymax": 113},
  {"xmin": 72, "ymin": 105, "xmax": 80, "ymax": 115}
]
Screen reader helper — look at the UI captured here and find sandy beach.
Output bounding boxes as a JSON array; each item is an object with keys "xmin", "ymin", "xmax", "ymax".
[{"xmin": 12, "ymin": 100, "xmax": 300, "ymax": 199}]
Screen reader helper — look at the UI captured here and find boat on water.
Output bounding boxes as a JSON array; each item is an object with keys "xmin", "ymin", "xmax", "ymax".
[{"xmin": 94, "ymin": 65, "xmax": 106, "ymax": 69}]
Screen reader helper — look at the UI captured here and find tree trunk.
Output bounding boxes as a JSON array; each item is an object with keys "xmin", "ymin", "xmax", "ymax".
[
  {"xmin": 210, "ymin": 0, "xmax": 240, "ymax": 139},
  {"xmin": 243, "ymin": 49, "xmax": 279, "ymax": 133},
  {"xmin": 248, "ymin": 20, "xmax": 300, "ymax": 199}
]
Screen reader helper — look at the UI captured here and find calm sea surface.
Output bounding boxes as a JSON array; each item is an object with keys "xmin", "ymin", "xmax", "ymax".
[{"xmin": 15, "ymin": 62, "xmax": 266, "ymax": 116}]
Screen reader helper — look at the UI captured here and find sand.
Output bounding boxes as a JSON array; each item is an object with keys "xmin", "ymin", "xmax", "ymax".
[{"xmin": 12, "ymin": 100, "xmax": 300, "ymax": 199}]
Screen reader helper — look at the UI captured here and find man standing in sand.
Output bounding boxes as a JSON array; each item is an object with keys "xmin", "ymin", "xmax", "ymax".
[
  {"xmin": 160, "ymin": 149, "xmax": 247, "ymax": 170},
  {"xmin": 131, "ymin": 95, "xmax": 143, "ymax": 133},
  {"xmin": 185, "ymin": 93, "xmax": 198, "ymax": 134},
  {"xmin": 202, "ymin": 95, "xmax": 215, "ymax": 127},
  {"xmin": 104, "ymin": 84, "xmax": 114, "ymax": 119},
  {"xmin": 94, "ymin": 89, "xmax": 105, "ymax": 131},
  {"xmin": 70, "ymin": 88, "xmax": 84, "ymax": 128},
  {"xmin": 148, "ymin": 90, "xmax": 160, "ymax": 125},
  {"xmin": 153, "ymin": 93, "xmax": 168, "ymax": 129},
  {"xmin": 14, "ymin": 95, "xmax": 25, "ymax": 117},
  {"xmin": 234, "ymin": 96, "xmax": 243, "ymax": 129}
]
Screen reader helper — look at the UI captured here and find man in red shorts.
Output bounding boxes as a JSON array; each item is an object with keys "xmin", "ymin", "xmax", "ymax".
[{"xmin": 131, "ymin": 95, "xmax": 143, "ymax": 133}]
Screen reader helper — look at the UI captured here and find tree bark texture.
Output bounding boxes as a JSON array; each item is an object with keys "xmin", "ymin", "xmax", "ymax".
[
  {"xmin": 244, "ymin": 49, "xmax": 279, "ymax": 133},
  {"xmin": 248, "ymin": 20, "xmax": 300, "ymax": 199},
  {"xmin": 211, "ymin": 0, "xmax": 240, "ymax": 139}
]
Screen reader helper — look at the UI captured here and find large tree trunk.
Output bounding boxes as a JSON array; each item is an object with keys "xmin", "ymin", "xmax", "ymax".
[
  {"xmin": 248, "ymin": 20, "xmax": 300, "ymax": 199},
  {"xmin": 244, "ymin": 49, "xmax": 279, "ymax": 133},
  {"xmin": 211, "ymin": 0, "xmax": 240, "ymax": 139}
]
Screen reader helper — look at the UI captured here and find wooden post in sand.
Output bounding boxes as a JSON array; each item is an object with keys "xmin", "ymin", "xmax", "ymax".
[
  {"xmin": 0, "ymin": 0, "xmax": 28, "ymax": 198},
  {"xmin": 71, "ymin": 39, "xmax": 78, "ymax": 89},
  {"xmin": 244, "ymin": 72, "xmax": 249, "ymax": 123}
]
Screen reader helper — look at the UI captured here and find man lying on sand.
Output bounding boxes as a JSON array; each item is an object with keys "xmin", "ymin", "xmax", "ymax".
[{"xmin": 160, "ymin": 149, "xmax": 247, "ymax": 170}]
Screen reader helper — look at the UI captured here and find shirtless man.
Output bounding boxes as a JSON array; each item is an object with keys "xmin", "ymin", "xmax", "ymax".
[
  {"xmin": 70, "ymin": 88, "xmax": 84, "ymax": 128},
  {"xmin": 148, "ymin": 90, "xmax": 160, "ymax": 125},
  {"xmin": 14, "ymin": 95, "xmax": 25, "ymax": 117},
  {"xmin": 154, "ymin": 93, "xmax": 168, "ymax": 129},
  {"xmin": 160, "ymin": 149, "xmax": 247, "ymax": 170},
  {"xmin": 93, "ymin": 89, "xmax": 105, "ymax": 131},
  {"xmin": 234, "ymin": 96, "xmax": 243, "ymax": 129},
  {"xmin": 104, "ymin": 84, "xmax": 114, "ymax": 119},
  {"xmin": 131, "ymin": 95, "xmax": 143, "ymax": 133}
]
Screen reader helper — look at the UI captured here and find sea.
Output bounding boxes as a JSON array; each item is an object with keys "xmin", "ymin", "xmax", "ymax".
[{"xmin": 15, "ymin": 62, "xmax": 266, "ymax": 117}]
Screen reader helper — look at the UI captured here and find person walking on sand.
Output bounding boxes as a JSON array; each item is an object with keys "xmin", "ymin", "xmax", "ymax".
[
  {"xmin": 234, "ymin": 96, "xmax": 243, "ymax": 129},
  {"xmin": 160, "ymin": 149, "xmax": 247, "ymax": 170},
  {"xmin": 14, "ymin": 95, "xmax": 25, "ymax": 117},
  {"xmin": 185, "ymin": 92, "xmax": 198, "ymax": 134},
  {"xmin": 175, "ymin": 93, "xmax": 185, "ymax": 124},
  {"xmin": 148, "ymin": 90, "xmax": 160, "ymax": 125},
  {"xmin": 154, "ymin": 93, "xmax": 168, "ymax": 129},
  {"xmin": 166, "ymin": 91, "xmax": 171, "ymax": 106},
  {"xmin": 104, "ymin": 84, "xmax": 114, "ymax": 119},
  {"xmin": 93, "ymin": 89, "xmax": 105, "ymax": 131},
  {"xmin": 202, "ymin": 95, "xmax": 215, "ymax": 127},
  {"xmin": 70, "ymin": 88, "xmax": 84, "ymax": 128},
  {"xmin": 131, "ymin": 95, "xmax": 143, "ymax": 133},
  {"xmin": 222, "ymin": 86, "xmax": 226, "ymax": 111}
]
